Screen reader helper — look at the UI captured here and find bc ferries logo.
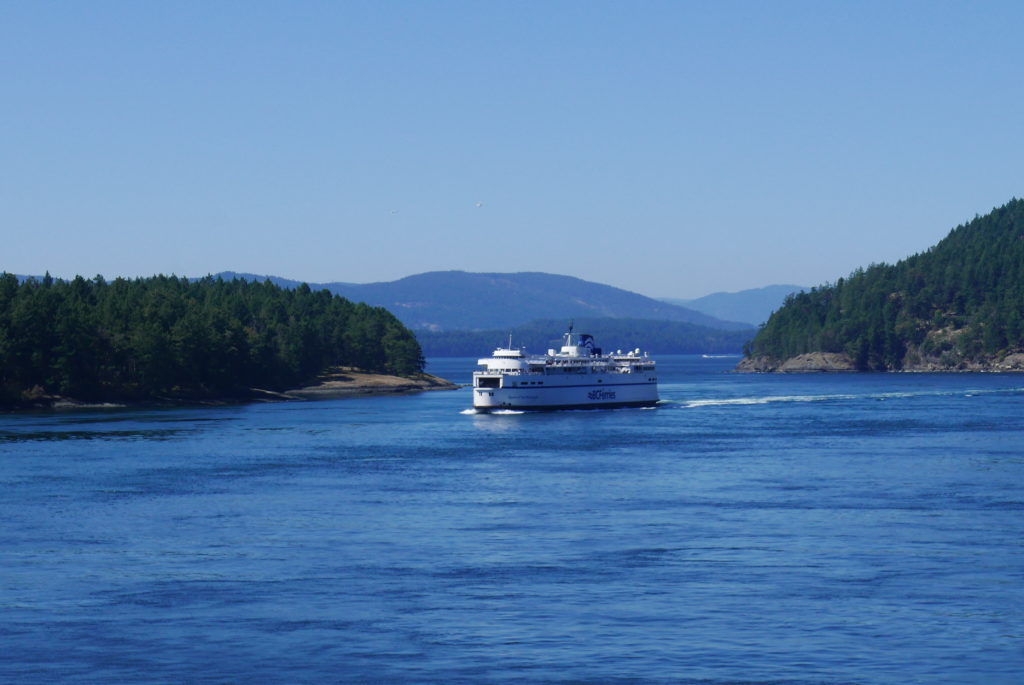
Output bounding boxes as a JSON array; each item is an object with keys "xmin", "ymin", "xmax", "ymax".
[{"xmin": 587, "ymin": 390, "xmax": 616, "ymax": 401}]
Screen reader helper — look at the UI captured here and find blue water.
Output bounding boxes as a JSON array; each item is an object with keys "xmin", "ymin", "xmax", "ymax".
[{"xmin": 2, "ymin": 356, "xmax": 1023, "ymax": 683}]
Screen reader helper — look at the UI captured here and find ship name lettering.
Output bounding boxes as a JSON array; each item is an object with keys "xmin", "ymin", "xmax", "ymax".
[{"xmin": 587, "ymin": 390, "xmax": 617, "ymax": 400}]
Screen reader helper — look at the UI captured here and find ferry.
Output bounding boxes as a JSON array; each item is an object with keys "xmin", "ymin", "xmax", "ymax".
[{"xmin": 472, "ymin": 326, "xmax": 659, "ymax": 411}]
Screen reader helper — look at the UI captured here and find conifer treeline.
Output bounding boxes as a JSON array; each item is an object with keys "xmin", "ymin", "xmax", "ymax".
[
  {"xmin": 0, "ymin": 274, "xmax": 424, "ymax": 404},
  {"xmin": 747, "ymin": 198, "xmax": 1024, "ymax": 369}
]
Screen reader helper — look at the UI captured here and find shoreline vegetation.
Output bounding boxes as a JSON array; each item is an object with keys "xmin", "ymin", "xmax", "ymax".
[{"xmin": 737, "ymin": 198, "xmax": 1024, "ymax": 373}]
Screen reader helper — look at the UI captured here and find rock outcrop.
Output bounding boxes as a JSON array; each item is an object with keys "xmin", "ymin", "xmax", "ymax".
[
  {"xmin": 734, "ymin": 356, "xmax": 778, "ymax": 373},
  {"xmin": 899, "ymin": 347, "xmax": 1024, "ymax": 372},
  {"xmin": 282, "ymin": 368, "xmax": 458, "ymax": 399},
  {"xmin": 997, "ymin": 353, "xmax": 1024, "ymax": 370},
  {"xmin": 736, "ymin": 352, "xmax": 855, "ymax": 373},
  {"xmin": 737, "ymin": 350, "xmax": 1024, "ymax": 373}
]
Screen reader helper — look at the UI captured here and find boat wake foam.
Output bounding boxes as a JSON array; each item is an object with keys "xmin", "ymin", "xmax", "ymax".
[
  {"xmin": 681, "ymin": 394, "xmax": 854, "ymax": 408},
  {"xmin": 674, "ymin": 386, "xmax": 1024, "ymax": 409}
]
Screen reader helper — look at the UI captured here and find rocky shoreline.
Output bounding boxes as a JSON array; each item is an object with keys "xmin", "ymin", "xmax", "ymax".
[
  {"xmin": 736, "ymin": 351, "xmax": 1024, "ymax": 373},
  {"xmin": 736, "ymin": 352, "xmax": 856, "ymax": 373},
  {"xmin": 5, "ymin": 367, "xmax": 459, "ymax": 411},
  {"xmin": 278, "ymin": 367, "xmax": 459, "ymax": 400}
]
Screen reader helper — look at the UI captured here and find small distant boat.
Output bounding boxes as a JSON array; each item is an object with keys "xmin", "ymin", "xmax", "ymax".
[{"xmin": 472, "ymin": 326, "xmax": 659, "ymax": 412}]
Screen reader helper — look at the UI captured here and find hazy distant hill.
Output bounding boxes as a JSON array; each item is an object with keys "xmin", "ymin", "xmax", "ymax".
[
  {"xmin": 212, "ymin": 271, "xmax": 752, "ymax": 332},
  {"xmin": 662, "ymin": 284, "xmax": 807, "ymax": 327},
  {"xmin": 417, "ymin": 318, "xmax": 752, "ymax": 357},
  {"xmin": 743, "ymin": 198, "xmax": 1024, "ymax": 371}
]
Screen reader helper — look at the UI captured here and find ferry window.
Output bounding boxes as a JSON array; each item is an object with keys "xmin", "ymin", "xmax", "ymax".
[{"xmin": 478, "ymin": 377, "xmax": 500, "ymax": 388}]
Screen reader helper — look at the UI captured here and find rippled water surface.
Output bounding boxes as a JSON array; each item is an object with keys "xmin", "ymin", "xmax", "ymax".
[{"xmin": 2, "ymin": 356, "xmax": 1023, "ymax": 683}]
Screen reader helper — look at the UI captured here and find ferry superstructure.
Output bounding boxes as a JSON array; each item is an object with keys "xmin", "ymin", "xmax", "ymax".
[{"xmin": 472, "ymin": 327, "xmax": 659, "ymax": 411}]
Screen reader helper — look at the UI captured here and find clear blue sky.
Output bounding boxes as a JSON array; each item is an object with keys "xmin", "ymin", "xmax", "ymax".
[{"xmin": 3, "ymin": 1, "xmax": 1022, "ymax": 298}]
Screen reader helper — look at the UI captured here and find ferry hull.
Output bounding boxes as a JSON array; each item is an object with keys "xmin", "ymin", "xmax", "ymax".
[
  {"xmin": 472, "ymin": 381, "xmax": 659, "ymax": 412},
  {"xmin": 474, "ymin": 399, "xmax": 658, "ymax": 412}
]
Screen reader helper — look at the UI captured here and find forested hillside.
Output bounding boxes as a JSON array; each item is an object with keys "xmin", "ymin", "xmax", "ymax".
[
  {"xmin": 418, "ymin": 318, "xmax": 752, "ymax": 357},
  {"xmin": 0, "ymin": 274, "xmax": 424, "ymax": 406},
  {"xmin": 745, "ymin": 199, "xmax": 1024, "ymax": 370}
]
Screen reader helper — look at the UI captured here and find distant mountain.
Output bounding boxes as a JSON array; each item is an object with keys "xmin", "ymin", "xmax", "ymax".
[
  {"xmin": 662, "ymin": 285, "xmax": 807, "ymax": 327},
  {"xmin": 743, "ymin": 198, "xmax": 1024, "ymax": 371},
  {"xmin": 417, "ymin": 318, "xmax": 753, "ymax": 357},
  {"xmin": 212, "ymin": 271, "xmax": 753, "ymax": 332}
]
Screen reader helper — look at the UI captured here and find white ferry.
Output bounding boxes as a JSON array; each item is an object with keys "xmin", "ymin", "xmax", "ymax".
[{"xmin": 472, "ymin": 326, "xmax": 659, "ymax": 411}]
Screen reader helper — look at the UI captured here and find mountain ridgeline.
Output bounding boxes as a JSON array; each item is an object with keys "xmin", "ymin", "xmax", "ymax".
[
  {"xmin": 213, "ymin": 271, "xmax": 752, "ymax": 332},
  {"xmin": 662, "ymin": 284, "xmax": 807, "ymax": 327},
  {"xmin": 743, "ymin": 199, "xmax": 1024, "ymax": 371},
  {"xmin": 0, "ymin": 274, "xmax": 424, "ymax": 406}
]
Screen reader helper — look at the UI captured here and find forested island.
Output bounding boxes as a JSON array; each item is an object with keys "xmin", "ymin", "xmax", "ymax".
[
  {"xmin": 740, "ymin": 198, "xmax": 1024, "ymax": 372},
  {"xmin": 0, "ymin": 274, "xmax": 431, "ymax": 408}
]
